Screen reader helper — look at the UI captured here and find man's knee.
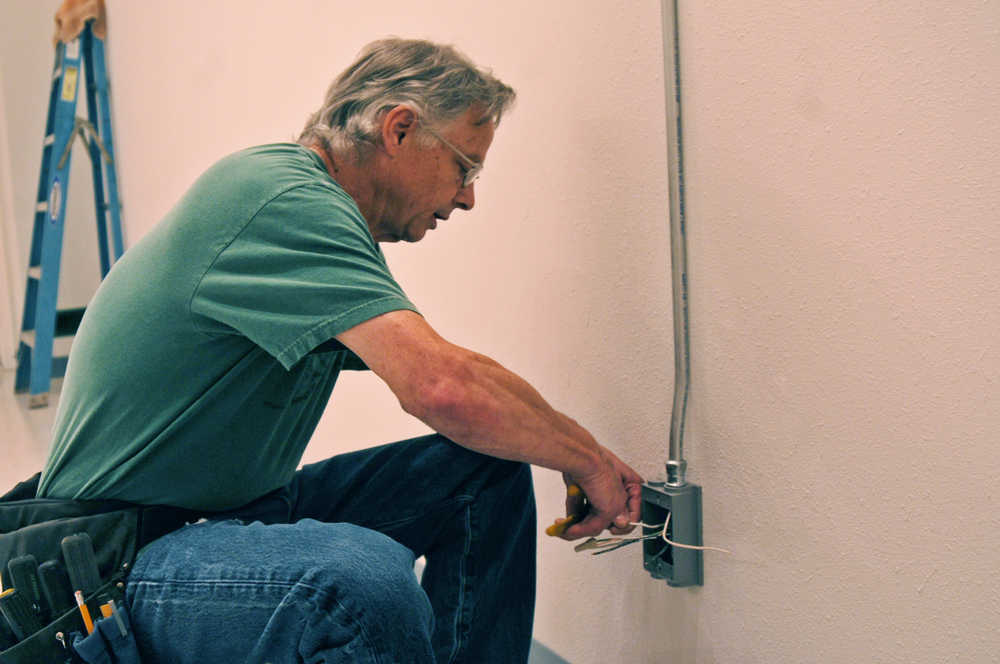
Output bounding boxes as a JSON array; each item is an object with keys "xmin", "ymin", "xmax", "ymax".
[
  {"xmin": 297, "ymin": 523, "xmax": 435, "ymax": 647},
  {"xmin": 128, "ymin": 519, "xmax": 435, "ymax": 662},
  {"xmin": 491, "ymin": 459, "xmax": 535, "ymax": 508},
  {"xmin": 255, "ymin": 520, "xmax": 433, "ymax": 624}
]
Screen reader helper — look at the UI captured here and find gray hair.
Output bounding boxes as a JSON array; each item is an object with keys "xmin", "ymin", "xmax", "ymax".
[{"xmin": 298, "ymin": 38, "xmax": 515, "ymax": 156}]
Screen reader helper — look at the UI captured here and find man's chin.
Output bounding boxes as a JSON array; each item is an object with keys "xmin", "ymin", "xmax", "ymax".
[{"xmin": 403, "ymin": 227, "xmax": 429, "ymax": 243}]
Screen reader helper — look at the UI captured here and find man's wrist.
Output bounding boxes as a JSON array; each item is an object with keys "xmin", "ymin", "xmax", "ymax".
[{"xmin": 564, "ymin": 446, "xmax": 608, "ymax": 482}]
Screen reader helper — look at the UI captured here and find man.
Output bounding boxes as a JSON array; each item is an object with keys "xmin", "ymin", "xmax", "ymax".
[{"xmin": 38, "ymin": 38, "xmax": 643, "ymax": 663}]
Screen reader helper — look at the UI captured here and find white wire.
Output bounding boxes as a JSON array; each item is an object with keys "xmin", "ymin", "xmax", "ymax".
[
  {"xmin": 653, "ymin": 513, "xmax": 733, "ymax": 555},
  {"xmin": 575, "ymin": 515, "xmax": 733, "ymax": 556}
]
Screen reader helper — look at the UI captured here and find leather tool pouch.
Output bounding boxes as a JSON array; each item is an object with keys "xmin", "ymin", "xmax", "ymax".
[
  {"xmin": 0, "ymin": 474, "xmax": 195, "ymax": 663},
  {"xmin": 1, "ymin": 575, "xmax": 127, "ymax": 663}
]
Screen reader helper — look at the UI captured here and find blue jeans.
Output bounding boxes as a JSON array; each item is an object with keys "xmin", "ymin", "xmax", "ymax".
[{"xmin": 124, "ymin": 434, "xmax": 537, "ymax": 663}]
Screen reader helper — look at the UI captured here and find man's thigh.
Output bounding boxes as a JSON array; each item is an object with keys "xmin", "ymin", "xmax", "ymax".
[
  {"xmin": 125, "ymin": 518, "xmax": 435, "ymax": 664},
  {"xmin": 287, "ymin": 433, "xmax": 529, "ymax": 553}
]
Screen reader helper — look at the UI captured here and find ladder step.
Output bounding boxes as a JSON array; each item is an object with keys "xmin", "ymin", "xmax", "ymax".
[
  {"xmin": 18, "ymin": 356, "xmax": 69, "ymax": 407},
  {"xmin": 56, "ymin": 308, "xmax": 86, "ymax": 336},
  {"xmin": 52, "ymin": 355, "xmax": 69, "ymax": 379},
  {"xmin": 18, "ymin": 308, "xmax": 86, "ymax": 346},
  {"xmin": 44, "ymin": 134, "xmax": 55, "ymax": 146},
  {"xmin": 36, "ymin": 202, "xmax": 48, "ymax": 212},
  {"xmin": 14, "ymin": 338, "xmax": 72, "ymax": 384},
  {"xmin": 28, "ymin": 266, "xmax": 41, "ymax": 280}
]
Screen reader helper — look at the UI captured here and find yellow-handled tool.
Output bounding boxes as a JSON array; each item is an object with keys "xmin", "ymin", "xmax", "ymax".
[{"xmin": 545, "ymin": 484, "xmax": 589, "ymax": 536}]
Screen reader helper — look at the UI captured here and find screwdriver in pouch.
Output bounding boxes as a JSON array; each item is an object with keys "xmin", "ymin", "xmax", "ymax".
[
  {"xmin": 61, "ymin": 533, "xmax": 103, "ymax": 596},
  {"xmin": 38, "ymin": 560, "xmax": 76, "ymax": 618},
  {"xmin": 0, "ymin": 588, "xmax": 44, "ymax": 641},
  {"xmin": 7, "ymin": 554, "xmax": 48, "ymax": 623}
]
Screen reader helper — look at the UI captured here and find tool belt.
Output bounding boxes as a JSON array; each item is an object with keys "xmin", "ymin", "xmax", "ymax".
[{"xmin": 0, "ymin": 474, "xmax": 196, "ymax": 663}]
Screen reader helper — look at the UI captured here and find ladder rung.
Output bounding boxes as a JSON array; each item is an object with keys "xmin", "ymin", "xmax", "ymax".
[
  {"xmin": 19, "ymin": 309, "xmax": 86, "ymax": 345},
  {"xmin": 52, "ymin": 68, "xmax": 61, "ymax": 81},
  {"xmin": 44, "ymin": 134, "xmax": 55, "ymax": 146},
  {"xmin": 27, "ymin": 266, "xmax": 41, "ymax": 280},
  {"xmin": 36, "ymin": 202, "xmax": 48, "ymax": 212},
  {"xmin": 56, "ymin": 307, "xmax": 86, "ymax": 336},
  {"xmin": 19, "ymin": 330, "xmax": 78, "ymax": 350}
]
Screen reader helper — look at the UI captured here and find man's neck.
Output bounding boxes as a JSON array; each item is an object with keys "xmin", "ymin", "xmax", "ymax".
[{"xmin": 307, "ymin": 141, "xmax": 384, "ymax": 241}]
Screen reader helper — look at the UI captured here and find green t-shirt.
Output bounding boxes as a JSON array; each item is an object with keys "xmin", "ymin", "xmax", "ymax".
[{"xmin": 37, "ymin": 143, "xmax": 417, "ymax": 510}]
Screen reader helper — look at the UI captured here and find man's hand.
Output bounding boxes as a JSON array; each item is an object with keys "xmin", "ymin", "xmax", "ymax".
[{"xmin": 556, "ymin": 447, "xmax": 643, "ymax": 540}]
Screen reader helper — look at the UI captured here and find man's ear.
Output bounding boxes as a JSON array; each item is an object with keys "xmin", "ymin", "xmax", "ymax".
[{"xmin": 381, "ymin": 105, "xmax": 418, "ymax": 156}]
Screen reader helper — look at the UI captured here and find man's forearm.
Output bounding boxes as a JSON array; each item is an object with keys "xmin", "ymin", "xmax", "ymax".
[{"xmin": 408, "ymin": 346, "xmax": 605, "ymax": 478}]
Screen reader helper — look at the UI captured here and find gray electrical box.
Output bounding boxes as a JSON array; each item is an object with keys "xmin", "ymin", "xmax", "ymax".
[{"xmin": 641, "ymin": 481, "xmax": 703, "ymax": 586}]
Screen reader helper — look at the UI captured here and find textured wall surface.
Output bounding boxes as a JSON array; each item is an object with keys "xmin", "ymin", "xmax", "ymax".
[
  {"xmin": 3, "ymin": 1, "xmax": 998, "ymax": 662},
  {"xmin": 677, "ymin": 1, "xmax": 1000, "ymax": 661}
]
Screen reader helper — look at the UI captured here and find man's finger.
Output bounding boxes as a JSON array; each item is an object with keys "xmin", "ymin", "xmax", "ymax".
[
  {"xmin": 608, "ymin": 524, "xmax": 636, "ymax": 536},
  {"xmin": 560, "ymin": 510, "xmax": 615, "ymax": 540},
  {"xmin": 545, "ymin": 514, "xmax": 581, "ymax": 537}
]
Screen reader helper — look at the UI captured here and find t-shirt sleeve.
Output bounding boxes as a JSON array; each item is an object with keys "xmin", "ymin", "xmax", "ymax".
[{"xmin": 190, "ymin": 183, "xmax": 418, "ymax": 370}]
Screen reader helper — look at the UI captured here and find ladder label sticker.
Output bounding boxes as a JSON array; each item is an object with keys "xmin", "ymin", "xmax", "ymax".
[
  {"xmin": 49, "ymin": 179, "xmax": 61, "ymax": 223},
  {"xmin": 61, "ymin": 67, "xmax": 79, "ymax": 102},
  {"xmin": 65, "ymin": 39, "xmax": 80, "ymax": 60}
]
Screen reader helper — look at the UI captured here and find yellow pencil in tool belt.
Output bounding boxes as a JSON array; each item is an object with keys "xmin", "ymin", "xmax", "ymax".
[{"xmin": 74, "ymin": 590, "xmax": 94, "ymax": 634}]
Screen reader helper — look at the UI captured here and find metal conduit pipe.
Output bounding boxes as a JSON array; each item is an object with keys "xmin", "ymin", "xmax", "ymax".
[
  {"xmin": 641, "ymin": 4, "xmax": 704, "ymax": 586},
  {"xmin": 661, "ymin": 0, "xmax": 690, "ymax": 488}
]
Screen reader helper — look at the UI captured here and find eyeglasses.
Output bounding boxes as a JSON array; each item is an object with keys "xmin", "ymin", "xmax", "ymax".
[{"xmin": 421, "ymin": 124, "xmax": 482, "ymax": 188}]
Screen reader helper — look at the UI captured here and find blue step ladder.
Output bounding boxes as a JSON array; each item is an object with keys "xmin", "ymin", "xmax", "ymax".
[{"xmin": 15, "ymin": 21, "xmax": 124, "ymax": 408}]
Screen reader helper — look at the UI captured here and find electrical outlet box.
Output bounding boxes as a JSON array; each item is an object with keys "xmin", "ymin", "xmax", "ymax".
[{"xmin": 641, "ymin": 481, "xmax": 703, "ymax": 586}]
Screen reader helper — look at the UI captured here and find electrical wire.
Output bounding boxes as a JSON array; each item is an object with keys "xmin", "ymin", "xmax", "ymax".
[{"xmin": 573, "ymin": 513, "xmax": 733, "ymax": 556}]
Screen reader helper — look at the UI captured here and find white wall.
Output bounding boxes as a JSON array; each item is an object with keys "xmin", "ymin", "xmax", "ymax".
[
  {"xmin": 0, "ymin": 63, "xmax": 19, "ymax": 368},
  {"xmin": 677, "ymin": 1, "xmax": 1000, "ymax": 662},
  {"xmin": 3, "ymin": 1, "xmax": 998, "ymax": 662}
]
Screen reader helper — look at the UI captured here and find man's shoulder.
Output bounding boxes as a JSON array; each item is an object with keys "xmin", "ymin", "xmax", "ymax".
[
  {"xmin": 211, "ymin": 143, "xmax": 336, "ymax": 193},
  {"xmin": 213, "ymin": 143, "xmax": 363, "ymax": 222}
]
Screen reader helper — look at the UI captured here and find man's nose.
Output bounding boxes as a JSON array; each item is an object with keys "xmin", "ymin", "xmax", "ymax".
[{"xmin": 454, "ymin": 182, "xmax": 475, "ymax": 211}]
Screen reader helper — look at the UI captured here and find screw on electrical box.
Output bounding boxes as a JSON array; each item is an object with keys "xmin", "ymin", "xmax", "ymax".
[{"xmin": 641, "ymin": 481, "xmax": 703, "ymax": 586}]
